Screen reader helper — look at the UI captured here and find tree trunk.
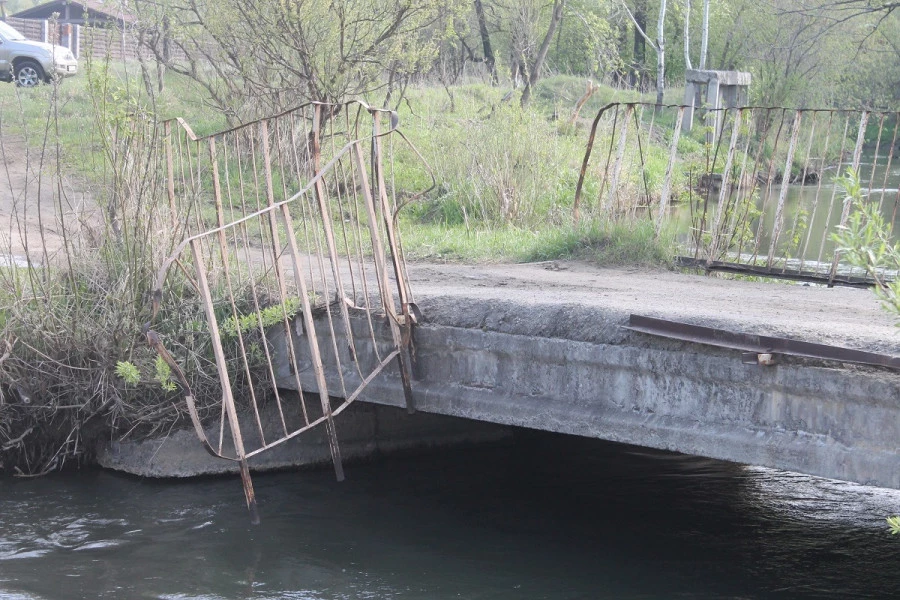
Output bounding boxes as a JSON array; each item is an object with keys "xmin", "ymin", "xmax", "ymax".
[
  {"xmin": 632, "ymin": 0, "xmax": 647, "ymax": 87},
  {"xmin": 473, "ymin": 0, "xmax": 498, "ymax": 85},
  {"xmin": 158, "ymin": 16, "xmax": 171, "ymax": 93},
  {"xmin": 521, "ymin": 0, "xmax": 566, "ymax": 106},
  {"xmin": 683, "ymin": 0, "xmax": 692, "ymax": 70},
  {"xmin": 656, "ymin": 0, "xmax": 667, "ymax": 105},
  {"xmin": 699, "ymin": 0, "xmax": 709, "ymax": 69}
]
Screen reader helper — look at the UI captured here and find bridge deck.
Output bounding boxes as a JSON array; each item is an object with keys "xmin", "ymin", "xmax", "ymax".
[
  {"xmin": 267, "ymin": 261, "xmax": 900, "ymax": 490},
  {"xmin": 406, "ymin": 261, "xmax": 900, "ymax": 355}
]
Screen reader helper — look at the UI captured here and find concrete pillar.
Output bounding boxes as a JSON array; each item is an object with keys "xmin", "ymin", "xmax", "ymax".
[
  {"xmin": 721, "ymin": 85, "xmax": 737, "ymax": 109},
  {"xmin": 706, "ymin": 78, "xmax": 721, "ymax": 139},
  {"xmin": 682, "ymin": 82, "xmax": 696, "ymax": 132}
]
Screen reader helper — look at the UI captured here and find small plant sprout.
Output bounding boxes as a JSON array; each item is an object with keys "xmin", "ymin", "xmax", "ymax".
[
  {"xmin": 154, "ymin": 356, "xmax": 177, "ymax": 392},
  {"xmin": 115, "ymin": 361, "xmax": 140, "ymax": 386}
]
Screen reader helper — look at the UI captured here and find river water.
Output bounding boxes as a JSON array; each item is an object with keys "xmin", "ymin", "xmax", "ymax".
[{"xmin": 1, "ymin": 432, "xmax": 899, "ymax": 599}]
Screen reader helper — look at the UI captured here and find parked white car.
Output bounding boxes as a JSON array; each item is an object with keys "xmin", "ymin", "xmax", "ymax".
[{"xmin": 0, "ymin": 21, "xmax": 77, "ymax": 86}]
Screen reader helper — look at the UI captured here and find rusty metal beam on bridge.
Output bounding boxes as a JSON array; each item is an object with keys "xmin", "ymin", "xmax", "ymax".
[{"xmin": 624, "ymin": 314, "xmax": 900, "ymax": 371}]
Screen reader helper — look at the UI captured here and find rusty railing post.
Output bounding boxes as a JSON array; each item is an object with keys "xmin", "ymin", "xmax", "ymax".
[{"xmin": 190, "ymin": 239, "xmax": 260, "ymax": 525}]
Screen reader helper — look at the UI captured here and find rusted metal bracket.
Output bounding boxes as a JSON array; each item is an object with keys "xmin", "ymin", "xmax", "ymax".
[{"xmin": 624, "ymin": 314, "xmax": 900, "ymax": 371}]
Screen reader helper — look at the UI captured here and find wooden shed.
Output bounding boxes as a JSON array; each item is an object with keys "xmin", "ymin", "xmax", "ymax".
[{"xmin": 8, "ymin": 0, "xmax": 138, "ymax": 59}]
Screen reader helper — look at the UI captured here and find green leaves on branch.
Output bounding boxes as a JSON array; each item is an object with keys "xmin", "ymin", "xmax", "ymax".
[
  {"xmin": 832, "ymin": 168, "xmax": 900, "ymax": 317},
  {"xmin": 888, "ymin": 516, "xmax": 900, "ymax": 535},
  {"xmin": 221, "ymin": 297, "xmax": 303, "ymax": 338},
  {"xmin": 114, "ymin": 361, "xmax": 140, "ymax": 386},
  {"xmin": 114, "ymin": 356, "xmax": 177, "ymax": 392}
]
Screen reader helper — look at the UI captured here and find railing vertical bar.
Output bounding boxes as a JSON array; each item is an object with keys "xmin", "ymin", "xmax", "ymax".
[
  {"xmin": 781, "ymin": 110, "xmax": 817, "ymax": 273},
  {"xmin": 866, "ymin": 114, "xmax": 886, "ymax": 198},
  {"xmin": 657, "ymin": 107, "xmax": 684, "ymax": 232},
  {"xmin": 876, "ymin": 113, "xmax": 900, "ymax": 214},
  {"xmin": 311, "ymin": 105, "xmax": 360, "ymax": 366},
  {"xmin": 190, "ymin": 239, "xmax": 259, "ymax": 525},
  {"xmin": 210, "ymin": 137, "xmax": 269, "ymax": 444},
  {"xmin": 815, "ymin": 113, "xmax": 851, "ymax": 273},
  {"xmin": 706, "ymin": 108, "xmax": 742, "ymax": 263},
  {"xmin": 346, "ymin": 146, "xmax": 384, "ymax": 364},
  {"xmin": 767, "ymin": 110, "xmax": 803, "ymax": 268},
  {"xmin": 372, "ymin": 113, "xmax": 416, "ymax": 413},
  {"xmin": 260, "ymin": 120, "xmax": 305, "ymax": 436},
  {"xmin": 730, "ymin": 109, "xmax": 757, "ymax": 262},
  {"xmin": 829, "ymin": 111, "xmax": 870, "ymax": 285},
  {"xmin": 573, "ymin": 102, "xmax": 614, "ymax": 223},
  {"xmin": 281, "ymin": 202, "xmax": 346, "ymax": 482},
  {"xmin": 603, "ymin": 104, "xmax": 633, "ymax": 217},
  {"xmin": 748, "ymin": 108, "xmax": 787, "ymax": 265},
  {"xmin": 353, "ymin": 141, "xmax": 416, "ymax": 413},
  {"xmin": 799, "ymin": 110, "xmax": 832, "ymax": 273}
]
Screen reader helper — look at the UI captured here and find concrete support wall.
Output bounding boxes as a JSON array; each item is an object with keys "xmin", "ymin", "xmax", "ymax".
[
  {"xmin": 96, "ymin": 401, "xmax": 512, "ymax": 477},
  {"xmin": 270, "ymin": 300, "xmax": 900, "ymax": 489}
]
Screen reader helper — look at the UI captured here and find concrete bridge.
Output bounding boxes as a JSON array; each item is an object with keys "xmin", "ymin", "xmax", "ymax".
[
  {"xmin": 259, "ymin": 262, "xmax": 900, "ymax": 490},
  {"xmin": 99, "ymin": 261, "xmax": 900, "ymax": 491}
]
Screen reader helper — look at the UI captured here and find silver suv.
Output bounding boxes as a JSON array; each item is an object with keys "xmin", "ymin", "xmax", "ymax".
[{"xmin": 0, "ymin": 21, "xmax": 77, "ymax": 87}]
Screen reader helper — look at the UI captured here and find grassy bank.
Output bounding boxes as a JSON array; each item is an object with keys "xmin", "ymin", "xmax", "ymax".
[{"xmin": 402, "ymin": 220, "xmax": 674, "ymax": 267}]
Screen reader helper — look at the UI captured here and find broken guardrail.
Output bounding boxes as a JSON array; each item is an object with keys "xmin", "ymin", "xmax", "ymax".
[{"xmin": 144, "ymin": 101, "xmax": 432, "ymax": 523}]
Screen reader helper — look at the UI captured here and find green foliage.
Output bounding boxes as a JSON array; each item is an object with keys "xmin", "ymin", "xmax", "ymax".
[
  {"xmin": 888, "ymin": 516, "xmax": 900, "ymax": 535},
  {"xmin": 399, "ymin": 88, "xmax": 586, "ymax": 226},
  {"xmin": 115, "ymin": 361, "xmax": 141, "ymax": 386},
  {"xmin": 832, "ymin": 171, "xmax": 900, "ymax": 539},
  {"xmin": 547, "ymin": 2, "xmax": 621, "ymax": 78},
  {"xmin": 832, "ymin": 168, "xmax": 900, "ymax": 315},
  {"xmin": 115, "ymin": 358, "xmax": 177, "ymax": 392},
  {"xmin": 221, "ymin": 297, "xmax": 303, "ymax": 338},
  {"xmin": 402, "ymin": 217, "xmax": 675, "ymax": 268},
  {"xmin": 154, "ymin": 356, "xmax": 177, "ymax": 392}
]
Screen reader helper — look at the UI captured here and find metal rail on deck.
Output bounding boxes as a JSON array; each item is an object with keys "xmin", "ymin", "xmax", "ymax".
[{"xmin": 624, "ymin": 314, "xmax": 900, "ymax": 371}]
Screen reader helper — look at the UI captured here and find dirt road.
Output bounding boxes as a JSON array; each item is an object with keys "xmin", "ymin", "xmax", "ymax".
[{"xmin": 0, "ymin": 136, "xmax": 97, "ymax": 261}]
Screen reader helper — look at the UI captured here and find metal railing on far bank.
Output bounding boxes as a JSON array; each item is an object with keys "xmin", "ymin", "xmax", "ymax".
[{"xmin": 574, "ymin": 102, "xmax": 899, "ymax": 286}]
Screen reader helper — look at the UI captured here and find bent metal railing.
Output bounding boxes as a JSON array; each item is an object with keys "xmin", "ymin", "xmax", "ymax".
[
  {"xmin": 144, "ymin": 102, "xmax": 431, "ymax": 523},
  {"xmin": 574, "ymin": 102, "xmax": 899, "ymax": 286}
]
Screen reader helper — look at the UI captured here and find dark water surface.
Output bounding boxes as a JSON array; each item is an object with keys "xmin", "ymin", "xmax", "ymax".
[{"xmin": 1, "ymin": 432, "xmax": 899, "ymax": 599}]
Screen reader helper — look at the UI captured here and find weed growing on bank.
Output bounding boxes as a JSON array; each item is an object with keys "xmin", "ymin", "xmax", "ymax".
[{"xmin": 0, "ymin": 59, "xmax": 248, "ymax": 475}]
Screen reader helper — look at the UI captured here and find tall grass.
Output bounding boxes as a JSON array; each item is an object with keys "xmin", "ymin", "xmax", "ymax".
[
  {"xmin": 0, "ymin": 58, "xmax": 234, "ymax": 475},
  {"xmin": 392, "ymin": 84, "xmax": 587, "ymax": 226}
]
